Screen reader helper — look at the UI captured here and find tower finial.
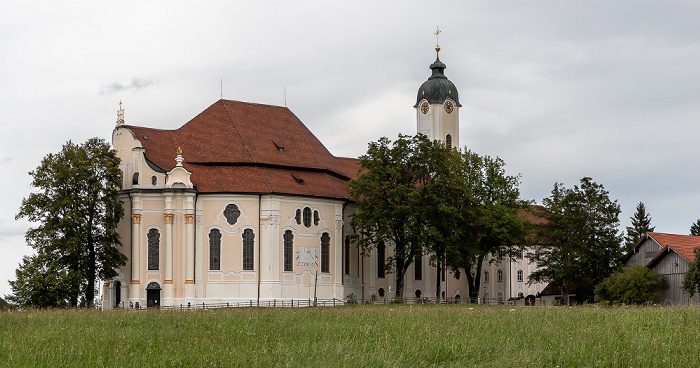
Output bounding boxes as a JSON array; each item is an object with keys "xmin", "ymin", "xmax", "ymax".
[
  {"xmin": 176, "ymin": 147, "xmax": 184, "ymax": 166},
  {"xmin": 116, "ymin": 100, "xmax": 125, "ymax": 125},
  {"xmin": 434, "ymin": 27, "xmax": 441, "ymax": 53}
]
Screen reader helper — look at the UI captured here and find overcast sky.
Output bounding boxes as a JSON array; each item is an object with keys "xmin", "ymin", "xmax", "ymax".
[{"xmin": 2, "ymin": 1, "xmax": 700, "ymax": 297}]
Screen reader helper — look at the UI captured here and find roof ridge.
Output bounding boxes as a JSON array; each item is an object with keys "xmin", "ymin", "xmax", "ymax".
[{"xmin": 221, "ymin": 100, "xmax": 257, "ymax": 164}]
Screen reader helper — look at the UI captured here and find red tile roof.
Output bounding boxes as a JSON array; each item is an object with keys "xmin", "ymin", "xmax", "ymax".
[
  {"xmin": 635, "ymin": 232, "xmax": 700, "ymax": 265},
  {"xmin": 124, "ymin": 100, "xmax": 360, "ymax": 200}
]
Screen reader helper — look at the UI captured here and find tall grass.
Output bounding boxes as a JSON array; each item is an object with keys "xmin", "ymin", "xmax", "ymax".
[{"xmin": 1, "ymin": 304, "xmax": 699, "ymax": 367}]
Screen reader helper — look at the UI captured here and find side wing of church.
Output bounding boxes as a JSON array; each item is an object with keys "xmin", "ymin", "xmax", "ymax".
[{"xmin": 103, "ymin": 47, "xmax": 546, "ymax": 309}]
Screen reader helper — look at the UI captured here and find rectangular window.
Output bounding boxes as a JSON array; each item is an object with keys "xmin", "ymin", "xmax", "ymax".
[
  {"xmin": 344, "ymin": 236, "xmax": 350, "ymax": 275},
  {"xmin": 377, "ymin": 242, "xmax": 385, "ymax": 278},
  {"xmin": 415, "ymin": 255, "xmax": 422, "ymax": 280},
  {"xmin": 283, "ymin": 231, "xmax": 293, "ymax": 272},
  {"xmin": 209, "ymin": 229, "xmax": 221, "ymax": 270},
  {"xmin": 242, "ymin": 229, "xmax": 255, "ymax": 270},
  {"xmin": 321, "ymin": 233, "xmax": 330, "ymax": 273},
  {"xmin": 497, "ymin": 269, "xmax": 503, "ymax": 282}
]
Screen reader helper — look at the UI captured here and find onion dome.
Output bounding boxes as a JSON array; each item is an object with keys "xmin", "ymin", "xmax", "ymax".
[{"xmin": 414, "ymin": 50, "xmax": 461, "ymax": 107}]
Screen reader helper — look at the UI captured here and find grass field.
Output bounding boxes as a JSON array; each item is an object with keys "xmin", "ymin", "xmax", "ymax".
[{"xmin": 1, "ymin": 304, "xmax": 699, "ymax": 367}]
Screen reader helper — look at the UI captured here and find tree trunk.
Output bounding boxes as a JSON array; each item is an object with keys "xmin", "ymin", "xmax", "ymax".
[
  {"xmin": 395, "ymin": 257, "xmax": 406, "ymax": 301},
  {"xmin": 435, "ymin": 260, "xmax": 442, "ymax": 303}
]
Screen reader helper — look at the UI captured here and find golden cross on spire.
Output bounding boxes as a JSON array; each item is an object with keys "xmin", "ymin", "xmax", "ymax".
[{"xmin": 434, "ymin": 27, "xmax": 441, "ymax": 53}]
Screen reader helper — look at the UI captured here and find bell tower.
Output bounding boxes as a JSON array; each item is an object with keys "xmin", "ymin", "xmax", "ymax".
[{"xmin": 415, "ymin": 28, "xmax": 461, "ymax": 149}]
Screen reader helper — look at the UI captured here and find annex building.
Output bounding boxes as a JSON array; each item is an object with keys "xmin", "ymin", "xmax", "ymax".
[{"xmin": 103, "ymin": 47, "xmax": 545, "ymax": 309}]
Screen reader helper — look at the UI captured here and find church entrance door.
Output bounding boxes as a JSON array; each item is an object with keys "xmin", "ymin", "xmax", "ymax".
[{"xmin": 146, "ymin": 282, "xmax": 161, "ymax": 308}]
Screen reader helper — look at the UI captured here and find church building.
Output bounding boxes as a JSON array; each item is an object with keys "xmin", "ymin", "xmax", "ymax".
[{"xmin": 103, "ymin": 45, "xmax": 540, "ymax": 308}]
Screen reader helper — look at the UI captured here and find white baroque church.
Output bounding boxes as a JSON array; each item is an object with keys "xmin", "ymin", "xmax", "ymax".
[{"xmin": 103, "ymin": 46, "xmax": 545, "ymax": 309}]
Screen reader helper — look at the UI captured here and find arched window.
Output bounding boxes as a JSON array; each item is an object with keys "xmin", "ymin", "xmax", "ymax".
[
  {"xmin": 303, "ymin": 207, "xmax": 312, "ymax": 228},
  {"xmin": 377, "ymin": 241, "xmax": 385, "ymax": 278},
  {"xmin": 445, "ymin": 134, "xmax": 452, "ymax": 149},
  {"xmin": 344, "ymin": 236, "xmax": 350, "ymax": 275},
  {"xmin": 147, "ymin": 228, "xmax": 160, "ymax": 270},
  {"xmin": 484, "ymin": 270, "xmax": 489, "ymax": 283},
  {"xmin": 224, "ymin": 204, "xmax": 240, "ymax": 225},
  {"xmin": 209, "ymin": 229, "xmax": 221, "ymax": 270},
  {"xmin": 242, "ymin": 229, "xmax": 255, "ymax": 270},
  {"xmin": 497, "ymin": 291, "xmax": 504, "ymax": 304},
  {"xmin": 321, "ymin": 233, "xmax": 330, "ymax": 273},
  {"xmin": 497, "ymin": 269, "xmax": 503, "ymax": 282},
  {"xmin": 518, "ymin": 292, "xmax": 524, "ymax": 299},
  {"xmin": 517, "ymin": 269, "xmax": 524, "ymax": 282},
  {"xmin": 295, "ymin": 209, "xmax": 302, "ymax": 225},
  {"xmin": 283, "ymin": 230, "xmax": 293, "ymax": 272},
  {"xmin": 415, "ymin": 289, "xmax": 422, "ymax": 299},
  {"xmin": 415, "ymin": 255, "xmax": 422, "ymax": 280},
  {"xmin": 313, "ymin": 210, "xmax": 320, "ymax": 226},
  {"xmin": 378, "ymin": 288, "xmax": 385, "ymax": 297}
]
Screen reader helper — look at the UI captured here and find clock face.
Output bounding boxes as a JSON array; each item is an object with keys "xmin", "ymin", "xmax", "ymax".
[
  {"xmin": 420, "ymin": 101, "xmax": 429, "ymax": 114},
  {"xmin": 444, "ymin": 100, "xmax": 454, "ymax": 114}
]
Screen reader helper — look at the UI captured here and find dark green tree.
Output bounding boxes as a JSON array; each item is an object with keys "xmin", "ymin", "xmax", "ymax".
[
  {"xmin": 5, "ymin": 253, "xmax": 83, "ymax": 308},
  {"xmin": 13, "ymin": 138, "xmax": 126, "ymax": 308},
  {"xmin": 595, "ymin": 264, "xmax": 667, "ymax": 304},
  {"xmin": 682, "ymin": 247, "xmax": 700, "ymax": 297},
  {"xmin": 529, "ymin": 177, "xmax": 623, "ymax": 303},
  {"xmin": 624, "ymin": 202, "xmax": 655, "ymax": 249},
  {"xmin": 349, "ymin": 134, "xmax": 458, "ymax": 299},
  {"xmin": 690, "ymin": 219, "xmax": 700, "ymax": 236},
  {"xmin": 446, "ymin": 150, "xmax": 528, "ymax": 303}
]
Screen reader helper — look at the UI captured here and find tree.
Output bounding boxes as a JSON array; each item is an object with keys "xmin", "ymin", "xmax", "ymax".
[
  {"xmin": 624, "ymin": 202, "xmax": 655, "ymax": 249},
  {"xmin": 595, "ymin": 264, "xmax": 667, "ymax": 304},
  {"xmin": 446, "ymin": 150, "xmax": 528, "ymax": 303},
  {"xmin": 529, "ymin": 177, "xmax": 623, "ymax": 303},
  {"xmin": 690, "ymin": 219, "xmax": 700, "ymax": 236},
  {"xmin": 682, "ymin": 247, "xmax": 700, "ymax": 297},
  {"xmin": 5, "ymin": 253, "xmax": 83, "ymax": 308},
  {"xmin": 349, "ymin": 134, "xmax": 458, "ymax": 299},
  {"xmin": 13, "ymin": 138, "xmax": 126, "ymax": 308}
]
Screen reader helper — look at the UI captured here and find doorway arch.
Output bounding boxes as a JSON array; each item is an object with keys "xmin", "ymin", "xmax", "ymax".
[{"xmin": 146, "ymin": 282, "xmax": 161, "ymax": 308}]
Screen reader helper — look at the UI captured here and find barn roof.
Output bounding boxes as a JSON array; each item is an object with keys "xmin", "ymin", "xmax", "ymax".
[
  {"xmin": 123, "ymin": 100, "xmax": 360, "ymax": 200},
  {"xmin": 628, "ymin": 232, "xmax": 700, "ymax": 266}
]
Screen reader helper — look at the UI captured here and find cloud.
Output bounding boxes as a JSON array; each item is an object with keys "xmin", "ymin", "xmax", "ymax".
[{"xmin": 100, "ymin": 78, "xmax": 158, "ymax": 95}]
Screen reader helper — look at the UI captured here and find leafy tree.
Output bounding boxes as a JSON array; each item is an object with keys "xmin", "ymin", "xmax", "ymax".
[
  {"xmin": 446, "ymin": 150, "xmax": 528, "ymax": 303},
  {"xmin": 682, "ymin": 247, "xmax": 700, "ymax": 297},
  {"xmin": 529, "ymin": 177, "xmax": 623, "ymax": 303},
  {"xmin": 624, "ymin": 202, "xmax": 655, "ymax": 249},
  {"xmin": 5, "ymin": 253, "xmax": 83, "ymax": 308},
  {"xmin": 13, "ymin": 138, "xmax": 126, "ymax": 308},
  {"xmin": 690, "ymin": 219, "xmax": 700, "ymax": 236},
  {"xmin": 349, "ymin": 134, "xmax": 458, "ymax": 299},
  {"xmin": 595, "ymin": 264, "xmax": 667, "ymax": 304}
]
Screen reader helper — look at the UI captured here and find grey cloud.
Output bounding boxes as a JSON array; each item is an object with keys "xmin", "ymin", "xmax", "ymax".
[{"xmin": 100, "ymin": 78, "xmax": 158, "ymax": 95}]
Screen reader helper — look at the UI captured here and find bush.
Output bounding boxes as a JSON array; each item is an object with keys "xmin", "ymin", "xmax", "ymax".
[{"xmin": 596, "ymin": 264, "xmax": 667, "ymax": 304}]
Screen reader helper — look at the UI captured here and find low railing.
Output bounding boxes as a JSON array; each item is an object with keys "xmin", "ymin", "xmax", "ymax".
[{"xmin": 120, "ymin": 296, "xmax": 549, "ymax": 310}]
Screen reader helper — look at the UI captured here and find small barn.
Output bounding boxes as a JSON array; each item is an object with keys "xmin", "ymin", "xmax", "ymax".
[{"xmin": 625, "ymin": 232, "xmax": 700, "ymax": 304}]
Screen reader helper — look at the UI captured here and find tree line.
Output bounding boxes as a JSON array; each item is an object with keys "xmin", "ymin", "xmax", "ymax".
[{"xmin": 349, "ymin": 134, "xmax": 625, "ymax": 303}]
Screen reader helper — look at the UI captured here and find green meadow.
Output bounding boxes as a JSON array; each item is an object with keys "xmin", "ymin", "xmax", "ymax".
[{"xmin": 1, "ymin": 304, "xmax": 698, "ymax": 367}]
